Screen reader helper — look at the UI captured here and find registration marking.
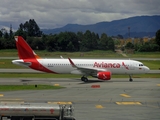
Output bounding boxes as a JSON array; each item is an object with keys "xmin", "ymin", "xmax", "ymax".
[
  {"xmin": 95, "ymin": 105, "xmax": 104, "ymax": 109},
  {"xmin": 116, "ymin": 102, "xmax": 141, "ymax": 105},
  {"xmin": 48, "ymin": 102, "xmax": 72, "ymax": 105},
  {"xmin": 120, "ymin": 94, "xmax": 131, "ymax": 98}
]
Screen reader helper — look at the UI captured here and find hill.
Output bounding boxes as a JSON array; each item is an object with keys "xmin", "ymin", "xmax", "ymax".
[{"xmin": 42, "ymin": 15, "xmax": 160, "ymax": 38}]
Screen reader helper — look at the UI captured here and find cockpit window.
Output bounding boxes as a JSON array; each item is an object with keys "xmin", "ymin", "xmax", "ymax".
[{"xmin": 139, "ymin": 64, "xmax": 144, "ymax": 66}]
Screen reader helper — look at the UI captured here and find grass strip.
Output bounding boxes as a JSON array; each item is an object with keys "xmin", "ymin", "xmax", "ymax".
[
  {"xmin": 0, "ymin": 73, "xmax": 80, "ymax": 78},
  {"xmin": 0, "ymin": 49, "xmax": 160, "ymax": 58},
  {"xmin": 139, "ymin": 60, "xmax": 160, "ymax": 70},
  {"xmin": 0, "ymin": 73, "xmax": 160, "ymax": 78},
  {"xmin": 0, "ymin": 85, "xmax": 64, "ymax": 91}
]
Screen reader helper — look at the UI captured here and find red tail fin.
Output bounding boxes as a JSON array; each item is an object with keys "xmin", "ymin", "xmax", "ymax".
[{"xmin": 15, "ymin": 36, "xmax": 40, "ymax": 59}]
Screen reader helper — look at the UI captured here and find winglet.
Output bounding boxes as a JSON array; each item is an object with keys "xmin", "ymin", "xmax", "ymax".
[
  {"xmin": 60, "ymin": 56, "xmax": 64, "ymax": 59},
  {"xmin": 68, "ymin": 58, "xmax": 77, "ymax": 68}
]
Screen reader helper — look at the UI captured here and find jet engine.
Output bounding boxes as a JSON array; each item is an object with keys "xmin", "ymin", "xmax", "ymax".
[{"xmin": 97, "ymin": 71, "xmax": 111, "ymax": 80}]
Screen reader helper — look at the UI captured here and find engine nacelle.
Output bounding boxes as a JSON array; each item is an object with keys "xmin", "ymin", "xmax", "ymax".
[{"xmin": 97, "ymin": 71, "xmax": 111, "ymax": 80}]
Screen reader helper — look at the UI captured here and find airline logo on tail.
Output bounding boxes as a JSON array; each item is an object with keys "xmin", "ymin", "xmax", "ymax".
[
  {"xmin": 13, "ymin": 36, "xmax": 56, "ymax": 73},
  {"xmin": 15, "ymin": 36, "xmax": 40, "ymax": 59}
]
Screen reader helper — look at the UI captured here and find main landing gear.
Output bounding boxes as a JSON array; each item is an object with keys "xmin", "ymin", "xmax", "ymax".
[
  {"xmin": 81, "ymin": 76, "xmax": 88, "ymax": 82},
  {"xmin": 129, "ymin": 75, "xmax": 133, "ymax": 82}
]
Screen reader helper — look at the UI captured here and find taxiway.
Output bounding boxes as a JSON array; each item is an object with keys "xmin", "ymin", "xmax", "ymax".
[{"xmin": 0, "ymin": 78, "xmax": 159, "ymax": 120}]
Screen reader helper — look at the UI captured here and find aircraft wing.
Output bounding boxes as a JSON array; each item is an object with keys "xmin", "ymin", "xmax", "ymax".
[{"xmin": 68, "ymin": 58, "xmax": 107, "ymax": 75}]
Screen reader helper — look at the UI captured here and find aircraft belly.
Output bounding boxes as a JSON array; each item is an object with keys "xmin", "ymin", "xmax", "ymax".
[
  {"xmin": 49, "ymin": 66, "xmax": 73, "ymax": 74},
  {"xmin": 109, "ymin": 68, "xmax": 125, "ymax": 74}
]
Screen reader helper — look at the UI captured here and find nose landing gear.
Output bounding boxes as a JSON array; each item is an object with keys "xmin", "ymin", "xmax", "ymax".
[{"xmin": 129, "ymin": 75, "xmax": 133, "ymax": 82}]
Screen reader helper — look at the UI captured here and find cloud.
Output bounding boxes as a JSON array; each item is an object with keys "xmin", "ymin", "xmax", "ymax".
[{"xmin": 0, "ymin": 0, "xmax": 159, "ymax": 29}]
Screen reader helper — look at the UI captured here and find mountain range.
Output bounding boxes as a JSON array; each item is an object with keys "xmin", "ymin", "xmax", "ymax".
[{"xmin": 42, "ymin": 15, "xmax": 160, "ymax": 38}]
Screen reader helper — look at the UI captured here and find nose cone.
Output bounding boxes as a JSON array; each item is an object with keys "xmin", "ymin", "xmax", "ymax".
[{"xmin": 145, "ymin": 66, "xmax": 150, "ymax": 73}]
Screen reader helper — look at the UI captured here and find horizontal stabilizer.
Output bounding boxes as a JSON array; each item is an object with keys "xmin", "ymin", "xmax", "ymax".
[{"xmin": 12, "ymin": 60, "xmax": 31, "ymax": 67}]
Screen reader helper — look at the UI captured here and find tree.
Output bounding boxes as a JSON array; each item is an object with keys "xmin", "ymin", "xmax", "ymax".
[
  {"xmin": 43, "ymin": 34, "xmax": 59, "ymax": 52},
  {"xmin": 23, "ymin": 19, "xmax": 42, "ymax": 37},
  {"xmin": 0, "ymin": 37, "xmax": 15, "ymax": 49},
  {"xmin": 15, "ymin": 19, "xmax": 42, "ymax": 38},
  {"xmin": 155, "ymin": 29, "xmax": 160, "ymax": 47},
  {"xmin": 98, "ymin": 33, "xmax": 108, "ymax": 50},
  {"xmin": 117, "ymin": 34, "xmax": 123, "ymax": 39},
  {"xmin": 83, "ymin": 30, "xmax": 93, "ymax": 50},
  {"xmin": 134, "ymin": 43, "xmax": 141, "ymax": 51},
  {"xmin": 0, "ymin": 30, "xmax": 3, "ymax": 38},
  {"xmin": 107, "ymin": 37, "xmax": 115, "ymax": 51},
  {"xmin": 30, "ymin": 38, "xmax": 45, "ymax": 50},
  {"xmin": 138, "ymin": 42, "xmax": 150, "ymax": 52},
  {"xmin": 77, "ymin": 32, "xmax": 88, "ymax": 51},
  {"xmin": 66, "ymin": 32, "xmax": 79, "ymax": 51},
  {"xmin": 57, "ymin": 32, "xmax": 71, "ymax": 51},
  {"xmin": 9, "ymin": 24, "xmax": 13, "ymax": 39},
  {"xmin": 125, "ymin": 42, "xmax": 134, "ymax": 49},
  {"xmin": 4, "ymin": 32, "xmax": 9, "ymax": 39},
  {"xmin": 67, "ymin": 41, "xmax": 75, "ymax": 51},
  {"xmin": 0, "ymin": 28, "xmax": 7, "ymax": 38},
  {"xmin": 79, "ymin": 30, "xmax": 99, "ymax": 51},
  {"xmin": 91, "ymin": 32, "xmax": 98, "ymax": 49},
  {"xmin": 14, "ymin": 23, "xmax": 27, "ymax": 39}
]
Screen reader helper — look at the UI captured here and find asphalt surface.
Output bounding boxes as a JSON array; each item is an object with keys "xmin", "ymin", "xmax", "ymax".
[{"xmin": 0, "ymin": 78, "xmax": 159, "ymax": 120}]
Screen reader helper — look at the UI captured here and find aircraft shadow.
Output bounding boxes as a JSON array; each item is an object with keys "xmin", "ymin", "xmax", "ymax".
[{"xmin": 20, "ymin": 78, "xmax": 146, "ymax": 84}]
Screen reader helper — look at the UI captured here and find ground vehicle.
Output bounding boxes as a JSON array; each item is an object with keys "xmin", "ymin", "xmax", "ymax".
[{"xmin": 0, "ymin": 102, "xmax": 75, "ymax": 120}]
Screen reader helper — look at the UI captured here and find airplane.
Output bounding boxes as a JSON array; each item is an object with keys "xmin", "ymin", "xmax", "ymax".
[{"xmin": 12, "ymin": 36, "xmax": 150, "ymax": 82}]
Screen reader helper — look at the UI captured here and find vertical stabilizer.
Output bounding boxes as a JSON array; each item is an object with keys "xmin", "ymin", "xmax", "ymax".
[{"xmin": 15, "ymin": 36, "xmax": 40, "ymax": 59}]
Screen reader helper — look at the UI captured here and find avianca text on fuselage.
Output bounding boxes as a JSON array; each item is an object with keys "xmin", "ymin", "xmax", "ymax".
[{"xmin": 93, "ymin": 62, "xmax": 128, "ymax": 69}]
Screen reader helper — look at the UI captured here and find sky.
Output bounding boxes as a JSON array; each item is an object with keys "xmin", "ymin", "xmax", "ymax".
[{"xmin": 0, "ymin": 0, "xmax": 160, "ymax": 30}]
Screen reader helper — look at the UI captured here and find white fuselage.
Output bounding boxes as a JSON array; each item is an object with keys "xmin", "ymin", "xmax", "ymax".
[{"xmin": 34, "ymin": 59, "xmax": 149, "ymax": 75}]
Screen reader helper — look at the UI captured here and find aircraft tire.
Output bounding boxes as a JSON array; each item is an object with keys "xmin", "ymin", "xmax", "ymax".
[
  {"xmin": 81, "ymin": 76, "xmax": 88, "ymax": 82},
  {"xmin": 84, "ymin": 78, "xmax": 88, "ymax": 82},
  {"xmin": 129, "ymin": 79, "xmax": 133, "ymax": 82}
]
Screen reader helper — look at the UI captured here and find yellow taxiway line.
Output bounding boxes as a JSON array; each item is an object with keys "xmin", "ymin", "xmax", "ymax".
[
  {"xmin": 54, "ymin": 84, "xmax": 60, "ymax": 86},
  {"xmin": 0, "ymin": 94, "xmax": 4, "ymax": 97},
  {"xmin": 116, "ymin": 102, "xmax": 141, "ymax": 105},
  {"xmin": 120, "ymin": 94, "xmax": 131, "ymax": 98},
  {"xmin": 95, "ymin": 105, "xmax": 104, "ymax": 109},
  {"xmin": 48, "ymin": 102, "xmax": 72, "ymax": 104}
]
